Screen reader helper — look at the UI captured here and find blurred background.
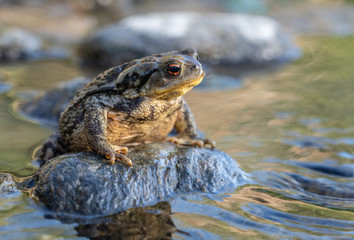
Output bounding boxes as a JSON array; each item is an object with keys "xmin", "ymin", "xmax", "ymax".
[{"xmin": 1, "ymin": 0, "xmax": 354, "ymax": 239}]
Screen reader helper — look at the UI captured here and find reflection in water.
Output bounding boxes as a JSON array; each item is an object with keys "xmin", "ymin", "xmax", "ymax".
[{"xmin": 56, "ymin": 202, "xmax": 178, "ymax": 240}]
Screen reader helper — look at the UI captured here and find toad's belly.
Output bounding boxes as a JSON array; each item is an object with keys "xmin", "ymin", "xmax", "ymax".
[{"xmin": 106, "ymin": 112, "xmax": 177, "ymax": 145}]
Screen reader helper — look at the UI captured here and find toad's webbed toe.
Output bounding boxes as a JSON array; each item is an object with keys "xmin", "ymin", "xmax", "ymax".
[{"xmin": 166, "ymin": 136, "xmax": 216, "ymax": 148}]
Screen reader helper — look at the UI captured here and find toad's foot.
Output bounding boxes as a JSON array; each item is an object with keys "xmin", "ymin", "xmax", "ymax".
[
  {"xmin": 112, "ymin": 145, "xmax": 128, "ymax": 155},
  {"xmin": 166, "ymin": 137, "xmax": 216, "ymax": 148},
  {"xmin": 104, "ymin": 145, "xmax": 132, "ymax": 167}
]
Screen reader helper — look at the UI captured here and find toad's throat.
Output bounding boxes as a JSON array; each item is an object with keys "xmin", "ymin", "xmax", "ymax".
[{"xmin": 155, "ymin": 76, "xmax": 204, "ymax": 98}]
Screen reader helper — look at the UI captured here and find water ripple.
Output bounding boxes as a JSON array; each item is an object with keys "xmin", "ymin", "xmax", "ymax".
[
  {"xmin": 243, "ymin": 203, "xmax": 354, "ymax": 234},
  {"xmin": 254, "ymin": 170, "xmax": 354, "ymax": 210},
  {"xmin": 171, "ymin": 194, "xmax": 354, "ymax": 239}
]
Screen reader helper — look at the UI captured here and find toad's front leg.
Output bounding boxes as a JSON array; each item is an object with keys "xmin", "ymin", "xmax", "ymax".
[
  {"xmin": 84, "ymin": 102, "xmax": 132, "ymax": 167},
  {"xmin": 166, "ymin": 100, "xmax": 216, "ymax": 148}
]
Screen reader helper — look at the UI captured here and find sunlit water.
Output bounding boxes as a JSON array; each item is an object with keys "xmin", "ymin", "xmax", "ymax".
[{"xmin": 1, "ymin": 37, "xmax": 354, "ymax": 239}]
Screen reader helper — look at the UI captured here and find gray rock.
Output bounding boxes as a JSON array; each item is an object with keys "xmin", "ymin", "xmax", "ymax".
[
  {"xmin": 15, "ymin": 77, "xmax": 88, "ymax": 127},
  {"xmin": 0, "ymin": 26, "xmax": 42, "ymax": 61},
  {"xmin": 34, "ymin": 143, "xmax": 248, "ymax": 216},
  {"xmin": 0, "ymin": 174, "xmax": 21, "ymax": 198},
  {"xmin": 0, "ymin": 25, "xmax": 70, "ymax": 62},
  {"xmin": 79, "ymin": 12, "xmax": 300, "ymax": 69},
  {"xmin": 272, "ymin": 5, "xmax": 354, "ymax": 37}
]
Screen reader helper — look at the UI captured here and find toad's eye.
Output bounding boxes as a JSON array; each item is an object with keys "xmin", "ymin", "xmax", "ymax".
[{"xmin": 167, "ymin": 63, "xmax": 181, "ymax": 76}]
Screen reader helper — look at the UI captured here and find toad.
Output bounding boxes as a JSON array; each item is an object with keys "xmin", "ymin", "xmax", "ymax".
[{"xmin": 39, "ymin": 48, "xmax": 215, "ymax": 166}]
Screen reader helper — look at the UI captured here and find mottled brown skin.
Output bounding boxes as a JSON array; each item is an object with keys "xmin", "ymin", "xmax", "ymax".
[{"xmin": 39, "ymin": 48, "xmax": 215, "ymax": 166}]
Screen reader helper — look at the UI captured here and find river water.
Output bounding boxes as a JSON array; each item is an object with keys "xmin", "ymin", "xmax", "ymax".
[{"xmin": 1, "ymin": 21, "xmax": 354, "ymax": 240}]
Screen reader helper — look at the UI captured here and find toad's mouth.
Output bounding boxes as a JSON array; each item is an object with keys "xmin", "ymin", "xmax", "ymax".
[{"xmin": 155, "ymin": 75, "xmax": 204, "ymax": 98}]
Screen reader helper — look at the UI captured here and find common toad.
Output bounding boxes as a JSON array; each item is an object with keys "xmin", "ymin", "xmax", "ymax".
[{"xmin": 39, "ymin": 48, "xmax": 215, "ymax": 166}]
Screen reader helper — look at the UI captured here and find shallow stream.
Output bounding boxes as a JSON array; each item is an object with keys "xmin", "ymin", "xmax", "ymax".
[{"xmin": 1, "ymin": 34, "xmax": 354, "ymax": 239}]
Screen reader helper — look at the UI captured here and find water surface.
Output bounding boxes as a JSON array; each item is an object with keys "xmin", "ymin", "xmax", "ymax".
[{"xmin": 1, "ymin": 37, "xmax": 354, "ymax": 239}]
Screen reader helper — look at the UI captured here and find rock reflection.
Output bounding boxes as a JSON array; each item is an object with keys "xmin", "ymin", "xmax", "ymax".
[{"xmin": 63, "ymin": 202, "xmax": 177, "ymax": 240}]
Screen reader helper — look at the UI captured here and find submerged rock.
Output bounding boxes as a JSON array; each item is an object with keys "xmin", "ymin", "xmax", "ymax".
[
  {"xmin": 34, "ymin": 143, "xmax": 248, "ymax": 216},
  {"xmin": 15, "ymin": 77, "xmax": 88, "ymax": 127},
  {"xmin": 0, "ymin": 174, "xmax": 21, "ymax": 198},
  {"xmin": 79, "ymin": 12, "xmax": 300, "ymax": 70}
]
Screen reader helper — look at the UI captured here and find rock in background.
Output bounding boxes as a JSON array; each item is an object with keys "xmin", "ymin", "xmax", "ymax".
[
  {"xmin": 0, "ymin": 25, "xmax": 71, "ymax": 62},
  {"xmin": 0, "ymin": 26, "xmax": 42, "ymax": 61},
  {"xmin": 271, "ymin": 4, "xmax": 354, "ymax": 37},
  {"xmin": 79, "ymin": 12, "xmax": 300, "ymax": 70}
]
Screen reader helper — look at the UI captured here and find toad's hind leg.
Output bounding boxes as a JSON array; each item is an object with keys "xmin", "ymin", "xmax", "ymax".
[{"xmin": 37, "ymin": 132, "xmax": 66, "ymax": 162}]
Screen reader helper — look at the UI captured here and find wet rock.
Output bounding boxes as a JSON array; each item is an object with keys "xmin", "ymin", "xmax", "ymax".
[
  {"xmin": 0, "ymin": 174, "xmax": 21, "ymax": 198},
  {"xmin": 0, "ymin": 26, "xmax": 42, "ymax": 61},
  {"xmin": 272, "ymin": 5, "xmax": 354, "ymax": 36},
  {"xmin": 79, "ymin": 12, "xmax": 300, "ymax": 70},
  {"xmin": 0, "ymin": 25, "xmax": 70, "ymax": 61},
  {"xmin": 34, "ymin": 143, "xmax": 248, "ymax": 216},
  {"xmin": 16, "ymin": 77, "xmax": 88, "ymax": 127}
]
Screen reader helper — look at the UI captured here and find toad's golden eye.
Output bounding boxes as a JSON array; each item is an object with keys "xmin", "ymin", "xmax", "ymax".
[{"xmin": 167, "ymin": 63, "xmax": 181, "ymax": 76}]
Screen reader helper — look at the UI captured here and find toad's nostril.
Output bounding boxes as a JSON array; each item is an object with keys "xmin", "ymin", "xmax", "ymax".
[{"xmin": 191, "ymin": 65, "xmax": 198, "ymax": 70}]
